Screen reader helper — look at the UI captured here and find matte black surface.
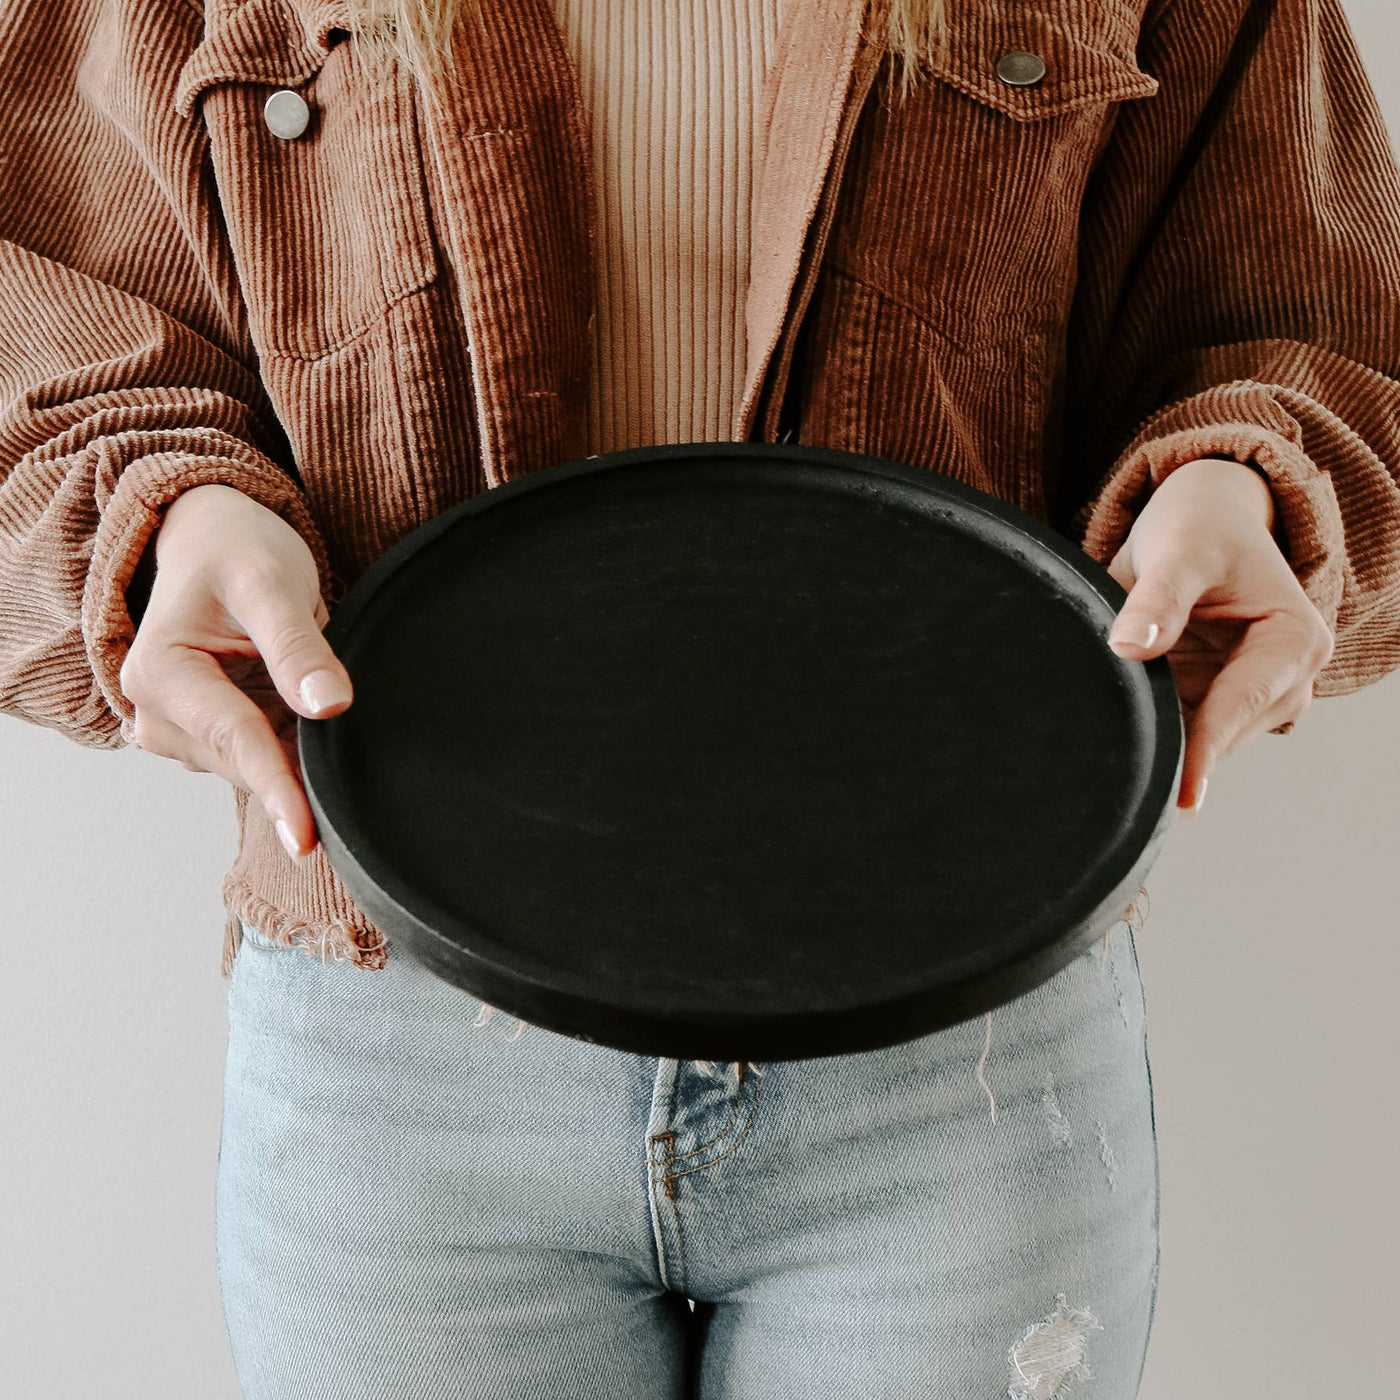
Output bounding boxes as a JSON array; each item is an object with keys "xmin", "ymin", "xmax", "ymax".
[{"xmin": 300, "ymin": 443, "xmax": 1183, "ymax": 1060}]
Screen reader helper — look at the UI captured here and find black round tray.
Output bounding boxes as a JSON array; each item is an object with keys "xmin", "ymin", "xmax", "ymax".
[{"xmin": 299, "ymin": 443, "xmax": 1183, "ymax": 1060}]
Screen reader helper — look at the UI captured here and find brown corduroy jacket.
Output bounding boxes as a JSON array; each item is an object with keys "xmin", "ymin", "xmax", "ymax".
[{"xmin": 2, "ymin": 0, "xmax": 1399, "ymax": 976}]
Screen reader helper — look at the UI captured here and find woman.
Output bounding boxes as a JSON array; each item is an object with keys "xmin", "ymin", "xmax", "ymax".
[{"xmin": 2, "ymin": 0, "xmax": 1396, "ymax": 1395}]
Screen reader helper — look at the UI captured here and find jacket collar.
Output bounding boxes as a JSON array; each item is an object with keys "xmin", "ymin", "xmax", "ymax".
[{"xmin": 741, "ymin": 0, "xmax": 889, "ymax": 438}]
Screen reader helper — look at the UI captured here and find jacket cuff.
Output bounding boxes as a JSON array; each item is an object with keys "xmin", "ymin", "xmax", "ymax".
[{"xmin": 82, "ymin": 448, "xmax": 336, "ymax": 738}]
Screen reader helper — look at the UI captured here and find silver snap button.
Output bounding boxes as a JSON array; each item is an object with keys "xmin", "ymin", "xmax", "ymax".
[
  {"xmin": 995, "ymin": 51, "xmax": 1047, "ymax": 88},
  {"xmin": 263, "ymin": 89, "xmax": 311, "ymax": 140}
]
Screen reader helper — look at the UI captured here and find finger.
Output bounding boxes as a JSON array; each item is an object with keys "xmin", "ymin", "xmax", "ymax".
[
  {"xmin": 1103, "ymin": 541, "xmax": 1136, "ymax": 596},
  {"xmin": 224, "ymin": 568, "xmax": 352, "ymax": 722},
  {"xmin": 129, "ymin": 707, "xmax": 212, "ymax": 774},
  {"xmin": 1179, "ymin": 616, "xmax": 1313, "ymax": 801},
  {"xmin": 278, "ymin": 731, "xmax": 301, "ymax": 779},
  {"xmin": 269, "ymin": 706, "xmax": 302, "ymax": 780},
  {"xmin": 157, "ymin": 645, "xmax": 317, "ymax": 857},
  {"xmin": 226, "ymin": 660, "xmax": 306, "ymax": 787},
  {"xmin": 1108, "ymin": 567, "xmax": 1204, "ymax": 658}
]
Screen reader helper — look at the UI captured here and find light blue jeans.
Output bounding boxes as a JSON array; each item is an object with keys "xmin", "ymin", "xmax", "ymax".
[{"xmin": 217, "ymin": 915, "xmax": 1160, "ymax": 1399}]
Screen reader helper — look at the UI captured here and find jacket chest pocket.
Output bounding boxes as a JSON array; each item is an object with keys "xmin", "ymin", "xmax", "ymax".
[
  {"xmin": 826, "ymin": 0, "xmax": 1159, "ymax": 329},
  {"xmin": 175, "ymin": 1, "xmax": 439, "ymax": 360}
]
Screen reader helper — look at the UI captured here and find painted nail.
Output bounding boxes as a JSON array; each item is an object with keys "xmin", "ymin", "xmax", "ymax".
[
  {"xmin": 300, "ymin": 669, "xmax": 351, "ymax": 715},
  {"xmin": 1192, "ymin": 777, "xmax": 1209, "ymax": 817},
  {"xmin": 1111, "ymin": 619, "xmax": 1160, "ymax": 651},
  {"xmin": 275, "ymin": 818, "xmax": 302, "ymax": 861}
]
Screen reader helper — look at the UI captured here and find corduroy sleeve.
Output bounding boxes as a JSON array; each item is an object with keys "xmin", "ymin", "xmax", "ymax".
[
  {"xmin": 0, "ymin": 10, "xmax": 334, "ymax": 750},
  {"xmin": 1064, "ymin": 0, "xmax": 1400, "ymax": 703}
]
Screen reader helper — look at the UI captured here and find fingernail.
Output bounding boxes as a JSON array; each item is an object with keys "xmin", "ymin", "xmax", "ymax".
[
  {"xmin": 1111, "ymin": 619, "xmax": 1160, "ymax": 651},
  {"xmin": 275, "ymin": 818, "xmax": 303, "ymax": 861},
  {"xmin": 1191, "ymin": 777, "xmax": 1209, "ymax": 817},
  {"xmin": 299, "ymin": 669, "xmax": 351, "ymax": 715}
]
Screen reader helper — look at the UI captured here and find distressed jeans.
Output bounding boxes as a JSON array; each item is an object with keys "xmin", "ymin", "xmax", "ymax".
[{"xmin": 216, "ymin": 912, "xmax": 1160, "ymax": 1399}]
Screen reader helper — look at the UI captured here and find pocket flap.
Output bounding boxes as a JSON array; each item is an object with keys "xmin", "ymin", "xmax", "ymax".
[
  {"xmin": 928, "ymin": 5, "xmax": 1160, "ymax": 121},
  {"xmin": 175, "ymin": 0, "xmax": 346, "ymax": 118}
]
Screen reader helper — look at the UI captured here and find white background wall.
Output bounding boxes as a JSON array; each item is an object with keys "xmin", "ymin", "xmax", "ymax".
[{"xmin": 3, "ymin": 5, "xmax": 1397, "ymax": 1396}]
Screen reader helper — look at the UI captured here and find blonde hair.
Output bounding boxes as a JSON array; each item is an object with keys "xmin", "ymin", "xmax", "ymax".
[{"xmin": 342, "ymin": 0, "xmax": 948, "ymax": 107}]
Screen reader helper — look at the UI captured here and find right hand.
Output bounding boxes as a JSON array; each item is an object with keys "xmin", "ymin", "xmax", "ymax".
[{"xmin": 118, "ymin": 483, "xmax": 352, "ymax": 862}]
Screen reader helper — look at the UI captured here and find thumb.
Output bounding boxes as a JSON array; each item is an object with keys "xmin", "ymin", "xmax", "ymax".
[
  {"xmin": 239, "ymin": 591, "xmax": 354, "ymax": 719},
  {"xmin": 1108, "ymin": 571, "xmax": 1197, "ymax": 658}
]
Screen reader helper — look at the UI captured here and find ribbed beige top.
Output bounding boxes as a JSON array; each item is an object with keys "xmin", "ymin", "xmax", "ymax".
[{"xmin": 551, "ymin": 0, "xmax": 785, "ymax": 454}]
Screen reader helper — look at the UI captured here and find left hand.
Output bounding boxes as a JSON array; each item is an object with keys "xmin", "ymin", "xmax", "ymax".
[{"xmin": 1102, "ymin": 458, "xmax": 1335, "ymax": 816}]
